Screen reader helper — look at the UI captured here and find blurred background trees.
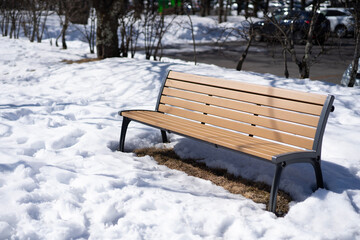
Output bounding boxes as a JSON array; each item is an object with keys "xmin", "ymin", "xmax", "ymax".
[{"xmin": 1, "ymin": 0, "xmax": 359, "ymax": 86}]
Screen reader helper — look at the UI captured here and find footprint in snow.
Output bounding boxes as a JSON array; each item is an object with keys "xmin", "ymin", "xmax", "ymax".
[
  {"xmin": 26, "ymin": 204, "xmax": 41, "ymax": 220},
  {"xmin": 23, "ymin": 141, "xmax": 46, "ymax": 157},
  {"xmin": 102, "ymin": 204, "xmax": 126, "ymax": 226},
  {"xmin": 51, "ymin": 129, "xmax": 85, "ymax": 150},
  {"xmin": 16, "ymin": 137, "xmax": 28, "ymax": 144},
  {"xmin": 0, "ymin": 124, "xmax": 12, "ymax": 137},
  {"xmin": 1, "ymin": 108, "xmax": 33, "ymax": 121}
]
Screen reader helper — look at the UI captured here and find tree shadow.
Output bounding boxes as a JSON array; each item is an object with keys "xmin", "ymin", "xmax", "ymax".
[{"xmin": 321, "ymin": 160, "xmax": 360, "ymax": 193}]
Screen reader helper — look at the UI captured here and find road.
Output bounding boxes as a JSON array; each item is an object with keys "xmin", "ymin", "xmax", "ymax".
[{"xmin": 162, "ymin": 37, "xmax": 355, "ymax": 85}]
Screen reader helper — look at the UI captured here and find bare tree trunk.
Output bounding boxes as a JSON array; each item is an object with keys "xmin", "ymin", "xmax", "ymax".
[
  {"xmin": 119, "ymin": 10, "xmax": 140, "ymax": 58},
  {"xmin": 143, "ymin": 10, "xmax": 176, "ymax": 61},
  {"xmin": 298, "ymin": 0, "xmax": 319, "ymax": 78},
  {"xmin": 252, "ymin": 0, "xmax": 260, "ymax": 17},
  {"xmin": 61, "ymin": 17, "xmax": 69, "ymax": 49},
  {"xmin": 236, "ymin": 34, "xmax": 253, "ymax": 71},
  {"xmin": 0, "ymin": 8, "xmax": 4, "ymax": 35},
  {"xmin": 24, "ymin": 0, "xmax": 48, "ymax": 43},
  {"xmin": 9, "ymin": 9, "xmax": 22, "ymax": 39},
  {"xmin": 133, "ymin": 0, "xmax": 143, "ymax": 19},
  {"xmin": 4, "ymin": 15, "xmax": 9, "ymax": 36},
  {"xmin": 244, "ymin": 0, "xmax": 250, "ymax": 19},
  {"xmin": 153, "ymin": 15, "xmax": 176, "ymax": 60},
  {"xmin": 349, "ymin": 34, "xmax": 360, "ymax": 87},
  {"xmin": 301, "ymin": 0, "xmax": 306, "ymax": 10},
  {"xmin": 348, "ymin": 0, "xmax": 360, "ymax": 87},
  {"xmin": 200, "ymin": 0, "xmax": 207, "ymax": 17},
  {"xmin": 143, "ymin": 11, "xmax": 157, "ymax": 60},
  {"xmin": 206, "ymin": 0, "xmax": 211, "ymax": 15},
  {"xmin": 37, "ymin": 9, "xmax": 49, "ymax": 43},
  {"xmin": 2, "ymin": 12, "xmax": 9, "ymax": 36},
  {"xmin": 93, "ymin": 0, "xmax": 124, "ymax": 59},
  {"xmin": 224, "ymin": 0, "xmax": 229, "ymax": 22},
  {"xmin": 9, "ymin": 13, "xmax": 16, "ymax": 38},
  {"xmin": 30, "ymin": 12, "xmax": 37, "ymax": 42},
  {"xmin": 264, "ymin": 0, "xmax": 270, "ymax": 14},
  {"xmin": 280, "ymin": 39, "xmax": 290, "ymax": 78},
  {"xmin": 219, "ymin": 0, "xmax": 224, "ymax": 23},
  {"xmin": 289, "ymin": 0, "xmax": 294, "ymax": 10},
  {"xmin": 75, "ymin": 7, "xmax": 96, "ymax": 54},
  {"xmin": 236, "ymin": 0, "xmax": 242, "ymax": 15},
  {"xmin": 96, "ymin": 11, "xmax": 119, "ymax": 58},
  {"xmin": 283, "ymin": 48, "xmax": 289, "ymax": 78},
  {"xmin": 120, "ymin": 20, "xmax": 127, "ymax": 57},
  {"xmin": 130, "ymin": 17, "xmax": 141, "ymax": 58},
  {"xmin": 16, "ymin": 15, "xmax": 23, "ymax": 38},
  {"xmin": 188, "ymin": 14, "xmax": 197, "ymax": 65}
]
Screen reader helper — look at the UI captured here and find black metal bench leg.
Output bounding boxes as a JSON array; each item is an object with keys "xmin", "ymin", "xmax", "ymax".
[
  {"xmin": 161, "ymin": 130, "xmax": 168, "ymax": 143},
  {"xmin": 269, "ymin": 164, "xmax": 284, "ymax": 213},
  {"xmin": 118, "ymin": 117, "xmax": 131, "ymax": 152},
  {"xmin": 312, "ymin": 159, "xmax": 324, "ymax": 189}
]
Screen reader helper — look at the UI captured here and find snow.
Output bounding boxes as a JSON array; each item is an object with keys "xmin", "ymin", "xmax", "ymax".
[{"xmin": 0, "ymin": 14, "xmax": 360, "ymax": 239}]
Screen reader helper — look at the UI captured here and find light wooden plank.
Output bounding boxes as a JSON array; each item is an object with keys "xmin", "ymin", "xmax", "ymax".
[
  {"xmin": 123, "ymin": 111, "xmax": 274, "ymax": 159},
  {"xmin": 168, "ymin": 71, "xmax": 327, "ymax": 105},
  {"xmin": 160, "ymin": 96, "xmax": 316, "ymax": 138},
  {"xmin": 157, "ymin": 105, "xmax": 314, "ymax": 149},
  {"xmin": 137, "ymin": 110, "xmax": 300, "ymax": 155},
  {"xmin": 162, "ymin": 87, "xmax": 320, "ymax": 127},
  {"xmin": 165, "ymin": 79, "xmax": 323, "ymax": 116}
]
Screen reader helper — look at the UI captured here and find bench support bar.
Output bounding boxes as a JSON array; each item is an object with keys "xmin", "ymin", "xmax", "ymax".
[
  {"xmin": 311, "ymin": 159, "xmax": 324, "ymax": 189},
  {"xmin": 118, "ymin": 116, "xmax": 169, "ymax": 152},
  {"xmin": 268, "ymin": 158, "xmax": 324, "ymax": 213},
  {"xmin": 269, "ymin": 164, "xmax": 284, "ymax": 213},
  {"xmin": 161, "ymin": 130, "xmax": 168, "ymax": 143},
  {"xmin": 118, "ymin": 117, "xmax": 131, "ymax": 152}
]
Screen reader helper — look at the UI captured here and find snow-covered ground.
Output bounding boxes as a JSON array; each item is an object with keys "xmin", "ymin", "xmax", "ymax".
[{"xmin": 0, "ymin": 14, "xmax": 360, "ymax": 239}]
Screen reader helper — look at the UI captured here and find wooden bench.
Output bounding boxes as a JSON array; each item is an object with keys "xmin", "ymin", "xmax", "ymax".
[{"xmin": 118, "ymin": 70, "xmax": 335, "ymax": 213}]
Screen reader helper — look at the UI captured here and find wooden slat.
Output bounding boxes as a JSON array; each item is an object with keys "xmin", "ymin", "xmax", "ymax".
[
  {"xmin": 168, "ymin": 71, "xmax": 327, "ymax": 105},
  {"xmin": 162, "ymin": 87, "xmax": 320, "ymax": 127},
  {"xmin": 160, "ymin": 96, "xmax": 316, "ymax": 138},
  {"xmin": 124, "ymin": 112, "xmax": 273, "ymax": 159},
  {"xmin": 122, "ymin": 111, "xmax": 299, "ymax": 155},
  {"xmin": 139, "ymin": 112, "xmax": 293, "ymax": 156},
  {"xmin": 165, "ymin": 79, "xmax": 323, "ymax": 116},
  {"xmin": 122, "ymin": 111, "xmax": 304, "ymax": 159},
  {"xmin": 137, "ymin": 110, "xmax": 301, "ymax": 155},
  {"xmin": 157, "ymin": 105, "xmax": 314, "ymax": 149}
]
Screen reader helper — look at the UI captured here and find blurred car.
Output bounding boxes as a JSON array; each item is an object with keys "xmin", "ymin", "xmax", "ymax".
[
  {"xmin": 214, "ymin": 0, "xmax": 241, "ymax": 14},
  {"xmin": 305, "ymin": 0, "xmax": 332, "ymax": 11},
  {"xmin": 251, "ymin": 10, "xmax": 330, "ymax": 45},
  {"xmin": 320, "ymin": 8, "xmax": 354, "ymax": 38},
  {"xmin": 183, "ymin": 0, "xmax": 201, "ymax": 14},
  {"xmin": 268, "ymin": 0, "xmax": 303, "ymax": 13}
]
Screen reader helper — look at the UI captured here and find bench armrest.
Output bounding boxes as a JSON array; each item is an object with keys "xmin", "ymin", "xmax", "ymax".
[
  {"xmin": 272, "ymin": 150, "xmax": 318, "ymax": 165},
  {"xmin": 118, "ymin": 109, "xmax": 159, "ymax": 116}
]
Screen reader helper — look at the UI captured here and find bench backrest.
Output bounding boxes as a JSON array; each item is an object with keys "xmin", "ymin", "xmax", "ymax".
[{"xmin": 156, "ymin": 71, "xmax": 334, "ymax": 152}]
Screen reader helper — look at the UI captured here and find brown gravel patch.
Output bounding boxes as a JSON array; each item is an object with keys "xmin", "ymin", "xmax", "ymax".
[{"xmin": 61, "ymin": 58, "xmax": 101, "ymax": 64}]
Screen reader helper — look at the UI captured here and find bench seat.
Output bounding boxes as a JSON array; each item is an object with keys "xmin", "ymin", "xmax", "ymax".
[{"xmin": 121, "ymin": 110, "xmax": 308, "ymax": 161}]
